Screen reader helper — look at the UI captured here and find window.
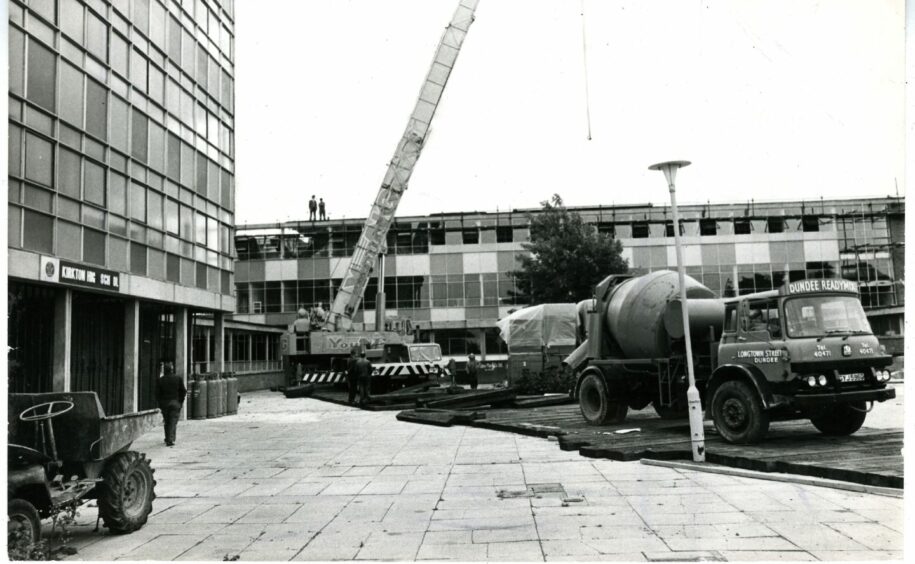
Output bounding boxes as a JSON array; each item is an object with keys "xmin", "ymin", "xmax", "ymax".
[
  {"xmin": 180, "ymin": 142, "xmax": 194, "ymax": 187},
  {"xmin": 130, "ymin": 243, "xmax": 147, "ymax": 275},
  {"xmin": 196, "ymin": 262, "xmax": 207, "ymax": 289},
  {"xmin": 734, "ymin": 218, "xmax": 751, "ymax": 235},
  {"xmin": 108, "ymin": 171, "xmax": 127, "ymax": 215},
  {"xmin": 167, "ymin": 133, "xmax": 180, "ymax": 180},
  {"xmin": 83, "ymin": 228, "xmax": 106, "ymax": 265},
  {"xmin": 165, "ymin": 199, "xmax": 179, "ymax": 234},
  {"xmin": 462, "ymin": 228, "xmax": 479, "ymax": 245},
  {"xmin": 30, "ymin": 0, "xmax": 56, "ymax": 22},
  {"xmin": 148, "ymin": 122, "xmax": 165, "ymax": 172},
  {"xmin": 182, "ymin": 29, "xmax": 195, "ymax": 71},
  {"xmin": 197, "ymin": 45, "xmax": 208, "ymax": 88},
  {"xmin": 131, "ymin": 110, "xmax": 148, "ymax": 162},
  {"xmin": 632, "ymin": 222, "xmax": 649, "ymax": 239},
  {"xmin": 195, "ymin": 212, "xmax": 207, "ymax": 244},
  {"xmin": 10, "ymin": 28, "xmax": 24, "ymax": 97},
  {"xmin": 25, "ymin": 133, "xmax": 54, "ymax": 187},
  {"xmin": 86, "ymin": 12, "xmax": 108, "ymax": 62},
  {"xmin": 26, "ymin": 39, "xmax": 56, "ymax": 112},
  {"xmin": 196, "ymin": 152, "xmax": 207, "ymax": 195},
  {"xmin": 207, "ymin": 217, "xmax": 218, "ymax": 252},
  {"xmin": 166, "ymin": 253, "xmax": 180, "ymax": 282},
  {"xmin": 802, "ymin": 216, "xmax": 820, "ymax": 232},
  {"xmin": 179, "ymin": 205, "xmax": 193, "ymax": 239},
  {"xmin": 130, "ymin": 183, "xmax": 146, "ymax": 222},
  {"xmin": 59, "ymin": 63, "xmax": 84, "ymax": 127},
  {"xmin": 83, "ymin": 160, "xmax": 105, "ymax": 206},
  {"xmin": 147, "ymin": 191, "xmax": 163, "ymax": 230},
  {"xmin": 767, "ymin": 217, "xmax": 785, "ymax": 233},
  {"xmin": 496, "ymin": 226, "xmax": 513, "ymax": 243},
  {"xmin": 168, "ymin": 17, "xmax": 181, "ymax": 62},
  {"xmin": 60, "ymin": 0, "xmax": 84, "ymax": 43},
  {"xmin": 723, "ymin": 304, "xmax": 738, "ymax": 332},
  {"xmin": 85, "ymin": 79, "xmax": 108, "ymax": 141},
  {"xmin": 110, "ymin": 96, "xmax": 129, "ymax": 153},
  {"xmin": 58, "ymin": 148, "xmax": 81, "ymax": 199},
  {"xmin": 110, "ymin": 33, "xmax": 128, "ymax": 76},
  {"xmin": 699, "ymin": 219, "xmax": 717, "ymax": 236},
  {"xmin": 148, "ymin": 65, "xmax": 164, "ymax": 104},
  {"xmin": 132, "ymin": 0, "xmax": 150, "ymax": 35},
  {"xmin": 743, "ymin": 300, "xmax": 779, "ymax": 335},
  {"xmin": 22, "ymin": 210, "xmax": 54, "ymax": 253},
  {"xmin": 130, "ymin": 49, "xmax": 148, "ymax": 92}
]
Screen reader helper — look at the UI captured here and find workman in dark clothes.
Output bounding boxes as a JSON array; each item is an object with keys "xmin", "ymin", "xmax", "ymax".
[
  {"xmin": 155, "ymin": 362, "xmax": 187, "ymax": 447},
  {"xmin": 318, "ymin": 198, "xmax": 326, "ymax": 220},
  {"xmin": 354, "ymin": 350, "xmax": 374, "ymax": 406},
  {"xmin": 346, "ymin": 348, "xmax": 360, "ymax": 405},
  {"xmin": 467, "ymin": 353, "xmax": 479, "ymax": 390},
  {"xmin": 308, "ymin": 195, "xmax": 317, "ymax": 221}
]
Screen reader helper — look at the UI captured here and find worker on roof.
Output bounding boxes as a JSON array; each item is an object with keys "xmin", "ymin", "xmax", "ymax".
[
  {"xmin": 309, "ymin": 195, "xmax": 317, "ymax": 221},
  {"xmin": 319, "ymin": 198, "xmax": 326, "ymax": 221}
]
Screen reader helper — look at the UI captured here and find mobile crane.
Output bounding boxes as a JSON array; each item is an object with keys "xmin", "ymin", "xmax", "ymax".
[{"xmin": 281, "ymin": 0, "xmax": 479, "ymax": 391}]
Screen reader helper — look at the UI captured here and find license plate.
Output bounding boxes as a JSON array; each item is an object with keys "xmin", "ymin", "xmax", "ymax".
[{"xmin": 838, "ymin": 373, "xmax": 865, "ymax": 383}]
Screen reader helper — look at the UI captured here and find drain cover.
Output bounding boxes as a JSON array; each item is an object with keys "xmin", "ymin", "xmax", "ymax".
[{"xmin": 497, "ymin": 483, "xmax": 567, "ymax": 499}]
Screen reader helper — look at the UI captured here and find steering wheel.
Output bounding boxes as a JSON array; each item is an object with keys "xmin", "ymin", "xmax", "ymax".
[{"xmin": 20, "ymin": 401, "xmax": 75, "ymax": 422}]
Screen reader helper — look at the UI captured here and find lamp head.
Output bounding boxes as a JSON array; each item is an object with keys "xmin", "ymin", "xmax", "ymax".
[{"xmin": 649, "ymin": 160, "xmax": 691, "ymax": 187}]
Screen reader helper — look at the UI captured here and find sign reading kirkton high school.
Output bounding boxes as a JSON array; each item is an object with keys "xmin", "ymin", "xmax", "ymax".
[{"xmin": 40, "ymin": 256, "xmax": 121, "ymax": 292}]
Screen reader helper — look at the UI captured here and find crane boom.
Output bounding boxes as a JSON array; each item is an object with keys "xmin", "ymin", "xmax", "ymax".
[{"xmin": 327, "ymin": 0, "xmax": 479, "ymax": 331}]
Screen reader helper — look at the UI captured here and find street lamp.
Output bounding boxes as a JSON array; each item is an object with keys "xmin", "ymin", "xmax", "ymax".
[{"xmin": 648, "ymin": 160, "xmax": 705, "ymax": 463}]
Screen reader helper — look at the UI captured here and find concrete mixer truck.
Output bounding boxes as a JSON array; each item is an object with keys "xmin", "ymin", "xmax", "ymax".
[{"xmin": 566, "ymin": 270, "xmax": 896, "ymax": 443}]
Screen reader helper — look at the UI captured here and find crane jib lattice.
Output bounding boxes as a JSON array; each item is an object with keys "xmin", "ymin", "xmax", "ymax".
[{"xmin": 327, "ymin": 0, "xmax": 479, "ymax": 330}]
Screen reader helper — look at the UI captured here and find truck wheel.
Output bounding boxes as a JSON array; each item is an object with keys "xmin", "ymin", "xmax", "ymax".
[
  {"xmin": 98, "ymin": 451, "xmax": 156, "ymax": 534},
  {"xmin": 653, "ymin": 400, "xmax": 688, "ymax": 420},
  {"xmin": 578, "ymin": 372, "xmax": 627, "ymax": 425},
  {"xmin": 8, "ymin": 499, "xmax": 41, "ymax": 550},
  {"xmin": 810, "ymin": 402, "xmax": 867, "ymax": 436},
  {"xmin": 711, "ymin": 380, "xmax": 769, "ymax": 444}
]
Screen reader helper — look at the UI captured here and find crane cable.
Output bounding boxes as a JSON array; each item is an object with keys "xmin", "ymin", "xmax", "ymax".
[{"xmin": 580, "ymin": 0, "xmax": 593, "ymax": 141}]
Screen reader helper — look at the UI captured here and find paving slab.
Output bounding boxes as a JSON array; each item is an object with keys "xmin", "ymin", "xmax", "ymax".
[{"xmin": 60, "ymin": 390, "xmax": 903, "ymax": 561}]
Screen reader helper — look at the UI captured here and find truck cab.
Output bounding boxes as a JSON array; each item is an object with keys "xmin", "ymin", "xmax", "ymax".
[
  {"xmin": 367, "ymin": 343, "xmax": 448, "ymax": 391},
  {"xmin": 711, "ymin": 279, "xmax": 895, "ymax": 442}
]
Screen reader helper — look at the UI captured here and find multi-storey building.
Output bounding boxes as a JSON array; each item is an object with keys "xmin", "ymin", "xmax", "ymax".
[
  {"xmin": 232, "ymin": 197, "xmax": 905, "ymax": 361},
  {"xmin": 7, "ymin": 0, "xmax": 242, "ymax": 413}
]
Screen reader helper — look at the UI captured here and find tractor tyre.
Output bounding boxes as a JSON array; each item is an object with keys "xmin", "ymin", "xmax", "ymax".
[
  {"xmin": 810, "ymin": 402, "xmax": 867, "ymax": 436},
  {"xmin": 578, "ymin": 372, "xmax": 628, "ymax": 425},
  {"xmin": 8, "ymin": 498, "xmax": 41, "ymax": 553},
  {"xmin": 711, "ymin": 380, "xmax": 769, "ymax": 444},
  {"xmin": 98, "ymin": 451, "xmax": 156, "ymax": 534}
]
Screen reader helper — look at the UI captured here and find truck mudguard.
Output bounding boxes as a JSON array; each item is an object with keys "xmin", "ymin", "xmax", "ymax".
[{"xmin": 707, "ymin": 364, "xmax": 779, "ymax": 411}]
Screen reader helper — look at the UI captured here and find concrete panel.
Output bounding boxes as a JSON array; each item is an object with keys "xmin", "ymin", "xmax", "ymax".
[
  {"xmin": 396, "ymin": 255, "xmax": 430, "ymax": 276},
  {"xmin": 431, "ymin": 307, "xmax": 465, "ymax": 322},
  {"xmin": 462, "ymin": 253, "xmax": 481, "ymax": 274},
  {"xmin": 820, "ymin": 239, "xmax": 839, "ymax": 261},
  {"xmin": 248, "ymin": 261, "xmax": 265, "ymax": 281},
  {"xmin": 234, "ymin": 261, "xmax": 249, "ymax": 282},
  {"xmin": 264, "ymin": 260, "xmax": 282, "ymax": 281},
  {"xmin": 735, "ymin": 242, "xmax": 770, "ymax": 264},
  {"xmin": 718, "ymin": 243, "xmax": 736, "ymax": 265},
  {"xmin": 632, "ymin": 247, "xmax": 650, "ymax": 268},
  {"xmin": 314, "ymin": 258, "xmax": 330, "ymax": 279},
  {"xmin": 621, "ymin": 247, "xmax": 634, "ymax": 266},
  {"xmin": 430, "ymin": 254, "xmax": 448, "ymax": 275},
  {"xmin": 650, "ymin": 246, "xmax": 669, "ymax": 268},
  {"xmin": 280, "ymin": 259, "xmax": 298, "ymax": 280},
  {"xmin": 666, "ymin": 245, "xmax": 702, "ymax": 267},
  {"xmin": 7, "ymin": 248, "xmax": 40, "ymax": 280},
  {"xmin": 329, "ymin": 258, "xmax": 348, "ymax": 278},
  {"xmin": 478, "ymin": 252, "xmax": 497, "ymax": 273},
  {"xmin": 128, "ymin": 274, "xmax": 176, "ymax": 302}
]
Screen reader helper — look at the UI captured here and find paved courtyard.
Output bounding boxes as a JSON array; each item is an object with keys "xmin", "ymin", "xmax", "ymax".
[{"xmin": 60, "ymin": 390, "xmax": 903, "ymax": 561}]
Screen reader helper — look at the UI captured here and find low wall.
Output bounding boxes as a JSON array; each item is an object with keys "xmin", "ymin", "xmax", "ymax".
[{"xmin": 236, "ymin": 371, "xmax": 285, "ymax": 392}]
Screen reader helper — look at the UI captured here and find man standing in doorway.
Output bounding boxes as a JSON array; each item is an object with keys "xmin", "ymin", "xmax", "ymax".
[
  {"xmin": 309, "ymin": 195, "xmax": 317, "ymax": 221},
  {"xmin": 354, "ymin": 350, "xmax": 374, "ymax": 406},
  {"xmin": 467, "ymin": 353, "xmax": 479, "ymax": 390},
  {"xmin": 156, "ymin": 362, "xmax": 187, "ymax": 447},
  {"xmin": 318, "ymin": 198, "xmax": 326, "ymax": 220}
]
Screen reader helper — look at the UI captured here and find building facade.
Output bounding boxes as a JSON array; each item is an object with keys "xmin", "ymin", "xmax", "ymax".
[
  {"xmin": 232, "ymin": 197, "xmax": 905, "ymax": 360},
  {"xmin": 8, "ymin": 0, "xmax": 239, "ymax": 414}
]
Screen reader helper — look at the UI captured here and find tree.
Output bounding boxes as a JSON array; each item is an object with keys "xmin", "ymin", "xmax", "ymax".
[{"xmin": 510, "ymin": 195, "xmax": 628, "ymax": 304}]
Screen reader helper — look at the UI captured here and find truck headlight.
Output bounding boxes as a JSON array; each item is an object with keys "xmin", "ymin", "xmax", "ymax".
[
  {"xmin": 806, "ymin": 376, "xmax": 817, "ymax": 387},
  {"xmin": 817, "ymin": 375, "xmax": 828, "ymax": 386}
]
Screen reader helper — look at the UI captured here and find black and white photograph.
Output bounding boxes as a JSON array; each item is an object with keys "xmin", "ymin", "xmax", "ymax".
[{"xmin": 3, "ymin": 0, "xmax": 907, "ymax": 561}]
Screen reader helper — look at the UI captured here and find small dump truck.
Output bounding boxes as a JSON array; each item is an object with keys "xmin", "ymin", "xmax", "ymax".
[
  {"xmin": 8, "ymin": 392, "xmax": 159, "ymax": 553},
  {"xmin": 496, "ymin": 303, "xmax": 579, "ymax": 385},
  {"xmin": 568, "ymin": 270, "xmax": 895, "ymax": 443}
]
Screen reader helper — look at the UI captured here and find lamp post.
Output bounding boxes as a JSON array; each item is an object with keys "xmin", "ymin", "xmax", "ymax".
[{"xmin": 648, "ymin": 160, "xmax": 705, "ymax": 462}]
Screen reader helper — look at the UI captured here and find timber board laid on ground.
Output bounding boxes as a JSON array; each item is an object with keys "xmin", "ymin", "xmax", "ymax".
[
  {"xmin": 397, "ymin": 403, "xmax": 903, "ymax": 489},
  {"xmin": 297, "ymin": 383, "xmax": 903, "ymax": 489}
]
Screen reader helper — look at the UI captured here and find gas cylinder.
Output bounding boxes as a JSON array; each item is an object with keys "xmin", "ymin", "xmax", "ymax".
[
  {"xmin": 225, "ymin": 372, "xmax": 239, "ymax": 415},
  {"xmin": 206, "ymin": 373, "xmax": 219, "ymax": 418},
  {"xmin": 192, "ymin": 374, "xmax": 208, "ymax": 420},
  {"xmin": 215, "ymin": 374, "xmax": 226, "ymax": 417}
]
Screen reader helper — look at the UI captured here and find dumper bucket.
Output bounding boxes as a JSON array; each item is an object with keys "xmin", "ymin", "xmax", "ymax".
[{"xmin": 97, "ymin": 409, "xmax": 160, "ymax": 459}]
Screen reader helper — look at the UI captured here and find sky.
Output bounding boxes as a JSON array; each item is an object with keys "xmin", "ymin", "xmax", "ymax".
[{"xmin": 233, "ymin": 0, "xmax": 905, "ymax": 226}]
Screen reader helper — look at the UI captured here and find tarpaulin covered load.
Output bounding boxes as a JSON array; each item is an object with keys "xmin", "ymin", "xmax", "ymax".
[{"xmin": 496, "ymin": 304, "xmax": 579, "ymax": 350}]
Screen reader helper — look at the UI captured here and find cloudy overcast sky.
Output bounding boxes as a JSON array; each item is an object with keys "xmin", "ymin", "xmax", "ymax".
[{"xmin": 234, "ymin": 0, "xmax": 904, "ymax": 226}]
